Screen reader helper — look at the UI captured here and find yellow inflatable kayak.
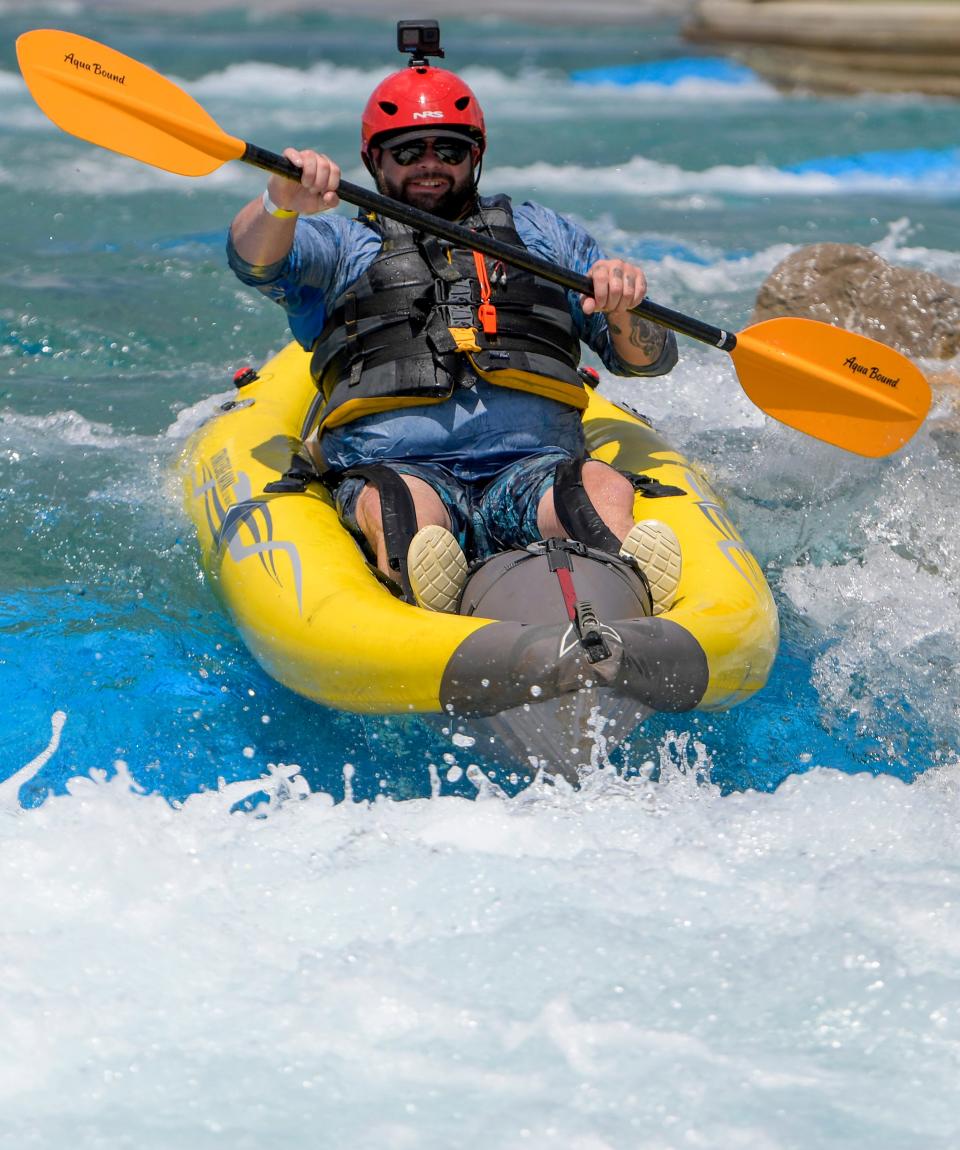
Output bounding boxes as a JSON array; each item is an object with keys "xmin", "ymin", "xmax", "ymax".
[{"xmin": 182, "ymin": 341, "xmax": 779, "ymax": 751}]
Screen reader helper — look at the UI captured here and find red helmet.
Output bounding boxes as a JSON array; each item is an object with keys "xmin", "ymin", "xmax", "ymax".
[{"xmin": 361, "ymin": 65, "xmax": 486, "ymax": 171}]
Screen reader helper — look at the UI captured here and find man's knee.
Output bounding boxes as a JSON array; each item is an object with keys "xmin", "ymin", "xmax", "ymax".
[
  {"xmin": 581, "ymin": 459, "xmax": 635, "ymax": 509},
  {"xmin": 401, "ymin": 475, "xmax": 450, "ymax": 530},
  {"xmin": 355, "ymin": 483, "xmax": 384, "ymax": 540}
]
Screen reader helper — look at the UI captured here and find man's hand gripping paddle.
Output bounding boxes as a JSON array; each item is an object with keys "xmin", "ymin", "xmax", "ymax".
[{"xmin": 16, "ymin": 29, "xmax": 932, "ymax": 458}]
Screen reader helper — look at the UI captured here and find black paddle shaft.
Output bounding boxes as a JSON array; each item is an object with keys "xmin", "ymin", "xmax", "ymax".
[{"xmin": 242, "ymin": 143, "xmax": 738, "ymax": 352}]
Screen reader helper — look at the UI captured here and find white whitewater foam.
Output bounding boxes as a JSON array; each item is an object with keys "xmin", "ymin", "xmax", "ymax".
[
  {"xmin": 0, "ymin": 710, "xmax": 66, "ymax": 804},
  {"xmin": 657, "ymin": 243, "xmax": 798, "ymax": 300},
  {"xmin": 0, "ymin": 68, "xmax": 25, "ymax": 93},
  {"xmin": 187, "ymin": 60, "xmax": 387, "ymax": 103},
  {"xmin": 489, "ymin": 153, "xmax": 960, "ymax": 199},
  {"xmin": 781, "ymin": 423, "xmax": 960, "ymax": 746},
  {"xmin": 164, "ymin": 391, "xmax": 236, "ymax": 441},
  {"xmin": 570, "ymin": 74, "xmax": 780, "ymax": 103},
  {"xmin": 2, "ymin": 730, "xmax": 960, "ymax": 1148},
  {"xmin": 872, "ymin": 216, "xmax": 960, "ymax": 283},
  {"xmin": 603, "ymin": 347, "xmax": 765, "ymax": 447},
  {"xmin": 0, "ymin": 407, "xmax": 151, "ymax": 451},
  {"xmin": 178, "ymin": 60, "xmax": 781, "ymax": 109}
]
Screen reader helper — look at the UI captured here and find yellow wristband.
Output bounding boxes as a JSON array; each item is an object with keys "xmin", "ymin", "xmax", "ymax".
[{"xmin": 261, "ymin": 188, "xmax": 299, "ymax": 220}]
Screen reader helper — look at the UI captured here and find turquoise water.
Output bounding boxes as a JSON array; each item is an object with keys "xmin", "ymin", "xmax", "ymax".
[{"xmin": 3, "ymin": 8, "xmax": 960, "ymax": 1147}]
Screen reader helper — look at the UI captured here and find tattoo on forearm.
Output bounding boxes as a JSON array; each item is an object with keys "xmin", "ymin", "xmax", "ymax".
[
  {"xmin": 631, "ymin": 315, "xmax": 667, "ymax": 357},
  {"xmin": 608, "ymin": 314, "xmax": 667, "ymax": 360}
]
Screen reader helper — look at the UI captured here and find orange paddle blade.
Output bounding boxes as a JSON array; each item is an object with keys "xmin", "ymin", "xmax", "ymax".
[
  {"xmin": 731, "ymin": 317, "xmax": 931, "ymax": 458},
  {"xmin": 15, "ymin": 29, "xmax": 246, "ymax": 176}
]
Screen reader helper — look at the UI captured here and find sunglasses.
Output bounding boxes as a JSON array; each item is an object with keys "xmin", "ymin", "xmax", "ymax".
[{"xmin": 384, "ymin": 137, "xmax": 473, "ymax": 166}]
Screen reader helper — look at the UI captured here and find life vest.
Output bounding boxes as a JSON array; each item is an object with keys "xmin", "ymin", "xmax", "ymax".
[{"xmin": 309, "ymin": 195, "xmax": 586, "ymax": 432}]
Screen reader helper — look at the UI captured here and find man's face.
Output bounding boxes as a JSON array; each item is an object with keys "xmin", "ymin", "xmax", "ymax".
[{"xmin": 373, "ymin": 134, "xmax": 478, "ymax": 218}]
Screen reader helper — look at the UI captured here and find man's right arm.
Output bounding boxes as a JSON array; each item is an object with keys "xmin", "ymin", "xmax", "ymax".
[{"xmin": 230, "ymin": 149, "xmax": 342, "ymax": 266}]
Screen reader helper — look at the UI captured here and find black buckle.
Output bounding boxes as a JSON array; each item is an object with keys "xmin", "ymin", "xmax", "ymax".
[
  {"xmin": 574, "ymin": 600, "xmax": 611, "ymax": 664},
  {"xmin": 442, "ymin": 305, "xmax": 477, "ymax": 329},
  {"xmin": 544, "ymin": 537, "xmax": 588, "ymax": 571},
  {"xmin": 263, "ymin": 455, "xmax": 318, "ymax": 495}
]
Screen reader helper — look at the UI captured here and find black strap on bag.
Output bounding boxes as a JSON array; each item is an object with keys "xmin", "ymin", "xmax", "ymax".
[
  {"xmin": 552, "ymin": 456, "xmax": 623, "ymax": 555},
  {"xmin": 552, "ymin": 455, "xmax": 687, "ymax": 555},
  {"xmin": 341, "ymin": 464, "xmax": 420, "ymax": 604}
]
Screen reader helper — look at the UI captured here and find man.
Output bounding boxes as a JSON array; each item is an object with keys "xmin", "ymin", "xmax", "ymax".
[{"xmin": 228, "ymin": 55, "xmax": 682, "ymax": 616}]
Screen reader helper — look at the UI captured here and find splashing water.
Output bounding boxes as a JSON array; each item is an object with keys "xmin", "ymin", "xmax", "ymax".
[{"xmin": 3, "ymin": 5, "xmax": 960, "ymax": 1145}]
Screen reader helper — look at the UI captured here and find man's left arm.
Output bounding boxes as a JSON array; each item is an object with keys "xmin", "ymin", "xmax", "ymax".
[
  {"xmin": 582, "ymin": 257, "xmax": 675, "ymax": 373},
  {"xmin": 513, "ymin": 202, "xmax": 677, "ymax": 377}
]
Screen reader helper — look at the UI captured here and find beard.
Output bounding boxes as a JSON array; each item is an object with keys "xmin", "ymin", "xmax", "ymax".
[{"xmin": 376, "ymin": 165, "xmax": 477, "ymax": 220}]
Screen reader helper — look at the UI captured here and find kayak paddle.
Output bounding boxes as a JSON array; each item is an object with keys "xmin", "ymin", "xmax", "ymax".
[{"xmin": 16, "ymin": 28, "xmax": 931, "ymax": 458}]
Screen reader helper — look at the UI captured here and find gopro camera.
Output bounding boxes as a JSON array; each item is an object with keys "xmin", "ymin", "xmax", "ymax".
[{"xmin": 397, "ymin": 20, "xmax": 444, "ymax": 64}]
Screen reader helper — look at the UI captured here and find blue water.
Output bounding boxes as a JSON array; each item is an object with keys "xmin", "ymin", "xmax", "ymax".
[
  {"xmin": 3, "ymin": 11, "xmax": 960, "ymax": 1146},
  {"xmin": 3, "ymin": 9, "xmax": 960, "ymax": 801}
]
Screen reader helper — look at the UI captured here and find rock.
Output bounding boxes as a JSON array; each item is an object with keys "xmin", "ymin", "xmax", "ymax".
[
  {"xmin": 684, "ymin": 1, "xmax": 960, "ymax": 96},
  {"xmin": 751, "ymin": 243, "xmax": 960, "ymax": 360}
]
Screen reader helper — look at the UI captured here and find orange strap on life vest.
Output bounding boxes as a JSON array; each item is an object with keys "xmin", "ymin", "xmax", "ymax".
[{"xmin": 472, "ymin": 251, "xmax": 498, "ymax": 336}]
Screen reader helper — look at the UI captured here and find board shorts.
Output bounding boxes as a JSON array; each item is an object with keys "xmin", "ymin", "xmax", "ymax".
[{"xmin": 334, "ymin": 448, "xmax": 578, "ymax": 562}]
